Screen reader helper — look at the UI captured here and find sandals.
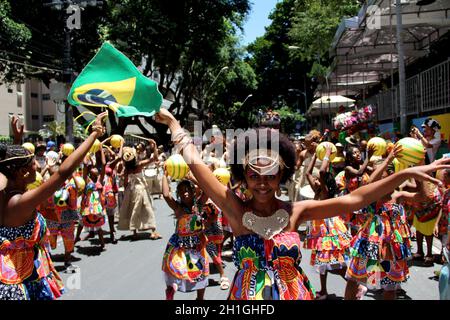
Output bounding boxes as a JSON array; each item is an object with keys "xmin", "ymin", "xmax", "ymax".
[
  {"xmin": 220, "ymin": 277, "xmax": 230, "ymax": 290},
  {"xmin": 423, "ymin": 255, "xmax": 434, "ymax": 267},
  {"xmin": 356, "ymin": 285, "xmax": 368, "ymax": 300},
  {"xmin": 149, "ymin": 231, "xmax": 163, "ymax": 240},
  {"xmin": 315, "ymin": 293, "xmax": 328, "ymax": 300}
]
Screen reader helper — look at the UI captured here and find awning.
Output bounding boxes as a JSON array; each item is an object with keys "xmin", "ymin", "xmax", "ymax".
[
  {"xmin": 307, "ymin": 95, "xmax": 355, "ymax": 116},
  {"xmin": 323, "ymin": 0, "xmax": 450, "ymax": 96}
]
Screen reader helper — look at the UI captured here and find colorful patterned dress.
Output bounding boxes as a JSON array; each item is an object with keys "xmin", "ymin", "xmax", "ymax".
[
  {"xmin": 336, "ymin": 172, "xmax": 371, "ymax": 232},
  {"xmin": 0, "ymin": 213, "xmax": 65, "ymax": 300},
  {"xmin": 439, "ymin": 189, "xmax": 450, "ymax": 241},
  {"xmin": 346, "ymin": 201, "xmax": 412, "ymax": 290},
  {"xmin": 162, "ymin": 213, "xmax": 209, "ymax": 292},
  {"xmin": 81, "ymin": 181, "xmax": 106, "ymax": 232},
  {"xmin": 103, "ymin": 171, "xmax": 118, "ymax": 217},
  {"xmin": 406, "ymin": 185, "xmax": 443, "ymax": 236},
  {"xmin": 202, "ymin": 201, "xmax": 224, "ymax": 265},
  {"xmin": 229, "ymin": 232, "xmax": 315, "ymax": 300},
  {"xmin": 44, "ymin": 178, "xmax": 81, "ymax": 253},
  {"xmin": 304, "ymin": 216, "xmax": 351, "ymax": 274}
]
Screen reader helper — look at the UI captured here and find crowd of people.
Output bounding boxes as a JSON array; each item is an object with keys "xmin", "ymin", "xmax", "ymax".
[{"xmin": 0, "ymin": 110, "xmax": 449, "ymax": 301}]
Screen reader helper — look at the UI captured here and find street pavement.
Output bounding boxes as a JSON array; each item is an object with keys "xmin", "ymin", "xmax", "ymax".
[{"xmin": 53, "ymin": 193, "xmax": 444, "ymax": 300}]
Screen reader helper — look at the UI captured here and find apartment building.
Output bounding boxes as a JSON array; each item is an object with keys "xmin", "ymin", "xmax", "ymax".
[{"xmin": 0, "ymin": 79, "xmax": 60, "ymax": 136}]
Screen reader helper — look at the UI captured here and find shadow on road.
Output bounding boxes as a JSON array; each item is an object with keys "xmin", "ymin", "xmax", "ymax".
[
  {"xmin": 50, "ymin": 253, "xmax": 82, "ymax": 263},
  {"xmin": 75, "ymin": 245, "xmax": 105, "ymax": 257},
  {"xmin": 365, "ymin": 288, "xmax": 412, "ymax": 300}
]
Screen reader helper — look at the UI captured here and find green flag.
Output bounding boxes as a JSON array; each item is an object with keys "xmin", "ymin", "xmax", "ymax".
[{"xmin": 68, "ymin": 42, "xmax": 162, "ymax": 117}]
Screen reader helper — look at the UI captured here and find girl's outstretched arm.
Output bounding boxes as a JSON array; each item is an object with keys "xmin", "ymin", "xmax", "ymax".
[{"xmin": 294, "ymin": 158, "xmax": 450, "ymax": 226}]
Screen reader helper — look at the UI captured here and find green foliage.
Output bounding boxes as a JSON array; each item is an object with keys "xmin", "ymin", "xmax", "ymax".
[
  {"xmin": 39, "ymin": 121, "xmax": 87, "ymax": 140},
  {"xmin": 289, "ymin": 0, "xmax": 360, "ymax": 77},
  {"xmin": 246, "ymin": 0, "xmax": 313, "ymax": 114},
  {"xmin": 0, "ymin": 0, "xmax": 105, "ymax": 84},
  {"xmin": 273, "ymin": 106, "xmax": 305, "ymax": 133}
]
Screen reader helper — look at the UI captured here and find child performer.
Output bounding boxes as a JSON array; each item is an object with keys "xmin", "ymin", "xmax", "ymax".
[
  {"xmin": 304, "ymin": 145, "xmax": 352, "ymax": 299},
  {"xmin": 161, "ymin": 174, "xmax": 209, "ymax": 300},
  {"xmin": 345, "ymin": 145, "xmax": 412, "ymax": 300}
]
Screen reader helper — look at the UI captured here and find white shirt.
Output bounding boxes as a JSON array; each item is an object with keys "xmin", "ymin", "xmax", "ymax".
[{"xmin": 425, "ymin": 131, "xmax": 441, "ymax": 162}]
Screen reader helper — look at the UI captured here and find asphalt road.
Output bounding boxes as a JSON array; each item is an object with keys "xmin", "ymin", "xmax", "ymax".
[{"xmin": 52, "ymin": 193, "xmax": 444, "ymax": 300}]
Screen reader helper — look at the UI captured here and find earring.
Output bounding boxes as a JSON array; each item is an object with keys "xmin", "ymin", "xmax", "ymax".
[
  {"xmin": 24, "ymin": 172, "xmax": 30, "ymax": 178},
  {"xmin": 276, "ymin": 187, "xmax": 282, "ymax": 197}
]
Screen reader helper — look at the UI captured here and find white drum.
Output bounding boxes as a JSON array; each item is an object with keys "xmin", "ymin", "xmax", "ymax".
[
  {"xmin": 144, "ymin": 168, "xmax": 158, "ymax": 178},
  {"xmin": 299, "ymin": 184, "xmax": 315, "ymax": 200}
]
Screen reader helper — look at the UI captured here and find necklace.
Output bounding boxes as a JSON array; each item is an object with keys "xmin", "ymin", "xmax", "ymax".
[{"xmin": 242, "ymin": 209, "xmax": 290, "ymax": 240}]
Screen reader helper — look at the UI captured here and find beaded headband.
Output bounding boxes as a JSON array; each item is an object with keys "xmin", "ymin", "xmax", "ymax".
[
  {"xmin": 0, "ymin": 153, "xmax": 35, "ymax": 164},
  {"xmin": 243, "ymin": 148, "xmax": 287, "ymax": 176}
]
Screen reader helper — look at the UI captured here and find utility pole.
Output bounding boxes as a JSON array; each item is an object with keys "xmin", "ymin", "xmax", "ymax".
[
  {"xmin": 63, "ymin": 26, "xmax": 74, "ymax": 143},
  {"xmin": 395, "ymin": 0, "xmax": 407, "ymax": 136},
  {"xmin": 45, "ymin": 0, "xmax": 103, "ymax": 143}
]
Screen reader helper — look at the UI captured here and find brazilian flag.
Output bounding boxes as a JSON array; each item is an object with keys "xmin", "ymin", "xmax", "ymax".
[{"xmin": 68, "ymin": 42, "xmax": 162, "ymax": 117}]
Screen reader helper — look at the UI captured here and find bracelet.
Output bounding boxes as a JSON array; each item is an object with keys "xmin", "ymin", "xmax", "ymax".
[
  {"xmin": 171, "ymin": 128, "xmax": 189, "ymax": 144},
  {"xmin": 323, "ymin": 156, "xmax": 330, "ymax": 161}
]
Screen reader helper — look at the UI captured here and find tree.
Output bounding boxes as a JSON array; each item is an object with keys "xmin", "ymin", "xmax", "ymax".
[
  {"xmin": 288, "ymin": 0, "xmax": 360, "ymax": 78},
  {"xmin": 0, "ymin": 0, "xmax": 32, "ymax": 83},
  {"xmin": 105, "ymin": 0, "xmax": 251, "ymax": 137},
  {"xmin": 246, "ymin": 0, "xmax": 313, "ymax": 130},
  {"xmin": 0, "ymin": 0, "xmax": 105, "ymax": 85}
]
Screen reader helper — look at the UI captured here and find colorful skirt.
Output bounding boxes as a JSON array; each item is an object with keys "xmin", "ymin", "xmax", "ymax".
[
  {"xmin": 162, "ymin": 233, "xmax": 209, "ymax": 292},
  {"xmin": 346, "ymin": 203, "xmax": 412, "ymax": 290},
  {"xmin": 82, "ymin": 214, "xmax": 105, "ymax": 232},
  {"xmin": 304, "ymin": 216, "xmax": 351, "ymax": 274}
]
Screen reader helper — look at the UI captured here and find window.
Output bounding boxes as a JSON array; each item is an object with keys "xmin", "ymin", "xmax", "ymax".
[
  {"xmin": 42, "ymin": 93, "xmax": 51, "ymax": 101},
  {"xmin": 43, "ymin": 115, "xmax": 54, "ymax": 122},
  {"xmin": 31, "ymin": 93, "xmax": 38, "ymax": 98},
  {"xmin": 7, "ymin": 88, "xmax": 13, "ymax": 93},
  {"xmin": 32, "ymin": 115, "xmax": 39, "ymax": 120},
  {"xmin": 17, "ymin": 92, "xmax": 22, "ymax": 108},
  {"xmin": 16, "ymin": 83, "xmax": 22, "ymax": 93}
]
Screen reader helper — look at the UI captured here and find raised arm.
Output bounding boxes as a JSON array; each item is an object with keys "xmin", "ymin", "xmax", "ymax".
[
  {"xmin": 155, "ymin": 109, "xmax": 243, "ymax": 227},
  {"xmin": 345, "ymin": 145, "xmax": 375, "ymax": 178},
  {"xmin": 7, "ymin": 112, "xmax": 108, "ymax": 224},
  {"xmin": 368, "ymin": 144, "xmax": 401, "ymax": 184},
  {"xmin": 305, "ymin": 153, "xmax": 318, "ymax": 189},
  {"xmin": 161, "ymin": 174, "xmax": 183, "ymax": 217},
  {"xmin": 11, "ymin": 115, "xmax": 24, "ymax": 145},
  {"xmin": 294, "ymin": 157, "xmax": 450, "ymax": 225}
]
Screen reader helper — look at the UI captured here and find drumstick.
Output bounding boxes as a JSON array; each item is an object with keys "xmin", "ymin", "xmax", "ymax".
[
  {"xmin": 129, "ymin": 134, "xmax": 153, "ymax": 141},
  {"xmin": 101, "ymin": 136, "xmax": 112, "ymax": 144}
]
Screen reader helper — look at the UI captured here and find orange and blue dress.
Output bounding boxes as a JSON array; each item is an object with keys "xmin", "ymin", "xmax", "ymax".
[
  {"xmin": 44, "ymin": 178, "xmax": 80, "ymax": 253},
  {"xmin": 229, "ymin": 231, "xmax": 315, "ymax": 300},
  {"xmin": 346, "ymin": 201, "xmax": 411, "ymax": 290},
  {"xmin": 304, "ymin": 216, "xmax": 351, "ymax": 274},
  {"xmin": 0, "ymin": 213, "xmax": 65, "ymax": 300},
  {"xmin": 162, "ymin": 213, "xmax": 209, "ymax": 292}
]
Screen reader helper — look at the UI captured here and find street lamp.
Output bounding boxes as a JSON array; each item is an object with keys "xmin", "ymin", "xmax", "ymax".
[
  {"xmin": 241, "ymin": 94, "xmax": 253, "ymax": 107},
  {"xmin": 202, "ymin": 66, "xmax": 229, "ymax": 114},
  {"xmin": 205, "ymin": 66, "xmax": 229, "ymax": 95}
]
